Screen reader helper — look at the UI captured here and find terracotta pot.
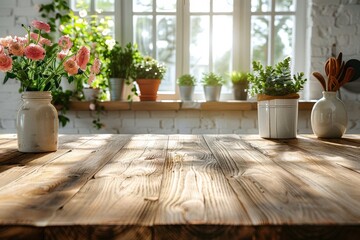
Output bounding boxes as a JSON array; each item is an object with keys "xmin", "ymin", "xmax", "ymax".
[{"xmin": 136, "ymin": 79, "xmax": 161, "ymax": 101}]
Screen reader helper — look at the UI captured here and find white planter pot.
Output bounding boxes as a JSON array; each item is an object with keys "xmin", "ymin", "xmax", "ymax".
[
  {"xmin": 204, "ymin": 85, "xmax": 222, "ymax": 101},
  {"xmin": 179, "ymin": 86, "xmax": 195, "ymax": 101},
  {"xmin": 83, "ymin": 88, "xmax": 100, "ymax": 101},
  {"xmin": 258, "ymin": 98, "xmax": 298, "ymax": 139},
  {"xmin": 109, "ymin": 78, "xmax": 125, "ymax": 101},
  {"xmin": 17, "ymin": 91, "xmax": 58, "ymax": 152}
]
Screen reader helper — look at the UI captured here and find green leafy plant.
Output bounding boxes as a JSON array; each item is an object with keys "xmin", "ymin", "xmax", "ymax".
[
  {"xmin": 130, "ymin": 56, "xmax": 167, "ymax": 80},
  {"xmin": 201, "ymin": 72, "xmax": 225, "ymax": 86},
  {"xmin": 177, "ymin": 74, "xmax": 197, "ymax": 86},
  {"xmin": 105, "ymin": 42, "xmax": 141, "ymax": 79},
  {"xmin": 52, "ymin": 89, "xmax": 72, "ymax": 127},
  {"xmin": 230, "ymin": 71, "xmax": 248, "ymax": 85},
  {"xmin": 39, "ymin": 0, "xmax": 71, "ymax": 40},
  {"xmin": 61, "ymin": 11, "xmax": 112, "ymax": 93},
  {"xmin": 247, "ymin": 57, "xmax": 307, "ymax": 96}
]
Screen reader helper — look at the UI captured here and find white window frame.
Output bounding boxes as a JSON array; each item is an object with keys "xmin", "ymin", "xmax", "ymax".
[{"xmin": 73, "ymin": 0, "xmax": 309, "ymax": 100}]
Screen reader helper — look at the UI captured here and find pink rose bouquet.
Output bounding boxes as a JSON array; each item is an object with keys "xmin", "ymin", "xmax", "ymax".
[{"xmin": 0, "ymin": 20, "xmax": 100, "ymax": 91}]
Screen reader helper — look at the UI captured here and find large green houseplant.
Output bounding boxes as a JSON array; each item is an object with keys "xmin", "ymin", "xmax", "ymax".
[
  {"xmin": 130, "ymin": 56, "xmax": 167, "ymax": 101},
  {"xmin": 106, "ymin": 42, "xmax": 141, "ymax": 101},
  {"xmin": 248, "ymin": 57, "xmax": 307, "ymax": 139},
  {"xmin": 201, "ymin": 72, "xmax": 225, "ymax": 101}
]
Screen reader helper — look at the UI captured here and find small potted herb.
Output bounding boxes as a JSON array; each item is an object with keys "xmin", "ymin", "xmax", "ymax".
[
  {"xmin": 177, "ymin": 74, "xmax": 197, "ymax": 101},
  {"xmin": 106, "ymin": 42, "xmax": 141, "ymax": 101},
  {"xmin": 248, "ymin": 57, "xmax": 307, "ymax": 139},
  {"xmin": 130, "ymin": 56, "xmax": 167, "ymax": 101},
  {"xmin": 231, "ymin": 71, "xmax": 249, "ymax": 100},
  {"xmin": 201, "ymin": 72, "xmax": 225, "ymax": 101}
]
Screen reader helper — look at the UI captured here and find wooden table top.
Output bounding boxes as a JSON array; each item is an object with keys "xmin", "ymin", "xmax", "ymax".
[{"xmin": 0, "ymin": 134, "xmax": 359, "ymax": 240}]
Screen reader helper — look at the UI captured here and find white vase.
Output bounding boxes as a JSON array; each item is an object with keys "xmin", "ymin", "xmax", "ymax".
[
  {"xmin": 17, "ymin": 91, "xmax": 58, "ymax": 152},
  {"xmin": 311, "ymin": 91, "xmax": 347, "ymax": 138},
  {"xmin": 258, "ymin": 98, "xmax": 298, "ymax": 139}
]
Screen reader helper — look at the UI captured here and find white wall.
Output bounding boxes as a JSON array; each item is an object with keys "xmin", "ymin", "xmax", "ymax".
[{"xmin": 0, "ymin": 0, "xmax": 359, "ymax": 134}]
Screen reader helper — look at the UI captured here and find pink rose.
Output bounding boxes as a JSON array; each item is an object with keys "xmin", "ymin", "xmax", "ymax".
[
  {"xmin": 63, "ymin": 59, "xmax": 79, "ymax": 75},
  {"xmin": 24, "ymin": 44, "xmax": 46, "ymax": 61},
  {"xmin": 31, "ymin": 20, "xmax": 51, "ymax": 33},
  {"xmin": 57, "ymin": 49, "xmax": 70, "ymax": 60},
  {"xmin": 14, "ymin": 36, "xmax": 28, "ymax": 45},
  {"xmin": 0, "ymin": 45, "xmax": 3, "ymax": 54},
  {"xmin": 0, "ymin": 53, "xmax": 13, "ymax": 72},
  {"xmin": 76, "ymin": 46, "xmax": 90, "ymax": 70},
  {"xmin": 9, "ymin": 41, "xmax": 24, "ymax": 56},
  {"xmin": 29, "ymin": 33, "xmax": 52, "ymax": 46},
  {"xmin": 39, "ymin": 37, "xmax": 52, "ymax": 46},
  {"xmin": 29, "ymin": 32, "xmax": 40, "ymax": 42},
  {"xmin": 0, "ymin": 36, "xmax": 13, "ymax": 47},
  {"xmin": 58, "ymin": 35, "xmax": 73, "ymax": 50},
  {"xmin": 90, "ymin": 58, "xmax": 101, "ymax": 75},
  {"xmin": 88, "ymin": 73, "xmax": 96, "ymax": 85}
]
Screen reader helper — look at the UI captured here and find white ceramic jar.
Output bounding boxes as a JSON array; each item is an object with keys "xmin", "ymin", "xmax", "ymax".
[
  {"xmin": 17, "ymin": 91, "xmax": 58, "ymax": 152},
  {"xmin": 311, "ymin": 91, "xmax": 347, "ymax": 138}
]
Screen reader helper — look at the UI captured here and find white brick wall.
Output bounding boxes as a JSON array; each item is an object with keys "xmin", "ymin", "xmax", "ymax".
[{"xmin": 0, "ymin": 0, "xmax": 359, "ymax": 134}]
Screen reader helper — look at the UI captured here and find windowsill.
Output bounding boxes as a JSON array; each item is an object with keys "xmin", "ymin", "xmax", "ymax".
[{"xmin": 69, "ymin": 100, "xmax": 316, "ymax": 111}]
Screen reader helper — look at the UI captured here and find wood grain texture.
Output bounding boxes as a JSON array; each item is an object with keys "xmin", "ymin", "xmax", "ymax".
[
  {"xmin": 0, "ymin": 134, "xmax": 359, "ymax": 240},
  {"xmin": 0, "ymin": 135, "xmax": 131, "ymax": 226},
  {"xmin": 155, "ymin": 135, "xmax": 251, "ymax": 225},
  {"xmin": 50, "ymin": 135, "xmax": 168, "ymax": 226},
  {"xmin": 204, "ymin": 135, "xmax": 360, "ymax": 225}
]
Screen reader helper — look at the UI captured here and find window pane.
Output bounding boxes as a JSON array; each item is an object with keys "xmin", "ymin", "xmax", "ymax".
[
  {"xmin": 251, "ymin": 0, "xmax": 271, "ymax": 12},
  {"xmin": 156, "ymin": 0, "xmax": 176, "ymax": 12},
  {"xmin": 133, "ymin": 0, "xmax": 152, "ymax": 12},
  {"xmin": 251, "ymin": 16, "xmax": 269, "ymax": 66},
  {"xmin": 190, "ymin": 0, "xmax": 210, "ymax": 12},
  {"xmin": 213, "ymin": 0, "xmax": 233, "ymax": 13},
  {"xmin": 275, "ymin": 0, "xmax": 296, "ymax": 11},
  {"xmin": 190, "ymin": 16, "xmax": 210, "ymax": 86},
  {"xmin": 71, "ymin": 0, "xmax": 90, "ymax": 11},
  {"xmin": 134, "ymin": 16, "xmax": 153, "ymax": 56},
  {"xmin": 274, "ymin": 15, "xmax": 294, "ymax": 63},
  {"xmin": 95, "ymin": 0, "xmax": 114, "ymax": 12},
  {"xmin": 157, "ymin": 16, "xmax": 176, "ymax": 92},
  {"xmin": 213, "ymin": 16, "xmax": 232, "ymax": 81}
]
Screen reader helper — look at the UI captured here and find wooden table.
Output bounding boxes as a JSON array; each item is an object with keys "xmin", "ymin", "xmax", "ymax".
[{"xmin": 0, "ymin": 134, "xmax": 359, "ymax": 240}]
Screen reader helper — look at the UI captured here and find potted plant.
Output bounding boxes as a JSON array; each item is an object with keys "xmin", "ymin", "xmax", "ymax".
[
  {"xmin": 106, "ymin": 42, "xmax": 141, "ymax": 101},
  {"xmin": 61, "ymin": 11, "xmax": 112, "ymax": 101},
  {"xmin": 177, "ymin": 74, "xmax": 197, "ymax": 101},
  {"xmin": 130, "ymin": 56, "xmax": 167, "ymax": 101},
  {"xmin": 248, "ymin": 57, "xmax": 307, "ymax": 139},
  {"xmin": 201, "ymin": 72, "xmax": 225, "ymax": 101},
  {"xmin": 231, "ymin": 71, "xmax": 249, "ymax": 100},
  {"xmin": 1, "ymin": 20, "xmax": 99, "ymax": 152}
]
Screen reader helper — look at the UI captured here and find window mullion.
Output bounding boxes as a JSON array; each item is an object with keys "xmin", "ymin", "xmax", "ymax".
[
  {"xmin": 209, "ymin": 0, "xmax": 213, "ymax": 72},
  {"xmin": 237, "ymin": 0, "xmax": 251, "ymax": 71},
  {"xmin": 269, "ymin": 0, "xmax": 276, "ymax": 66}
]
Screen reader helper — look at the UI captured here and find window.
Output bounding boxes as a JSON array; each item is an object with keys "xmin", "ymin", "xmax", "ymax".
[{"xmin": 71, "ymin": 0, "xmax": 308, "ymax": 100}]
